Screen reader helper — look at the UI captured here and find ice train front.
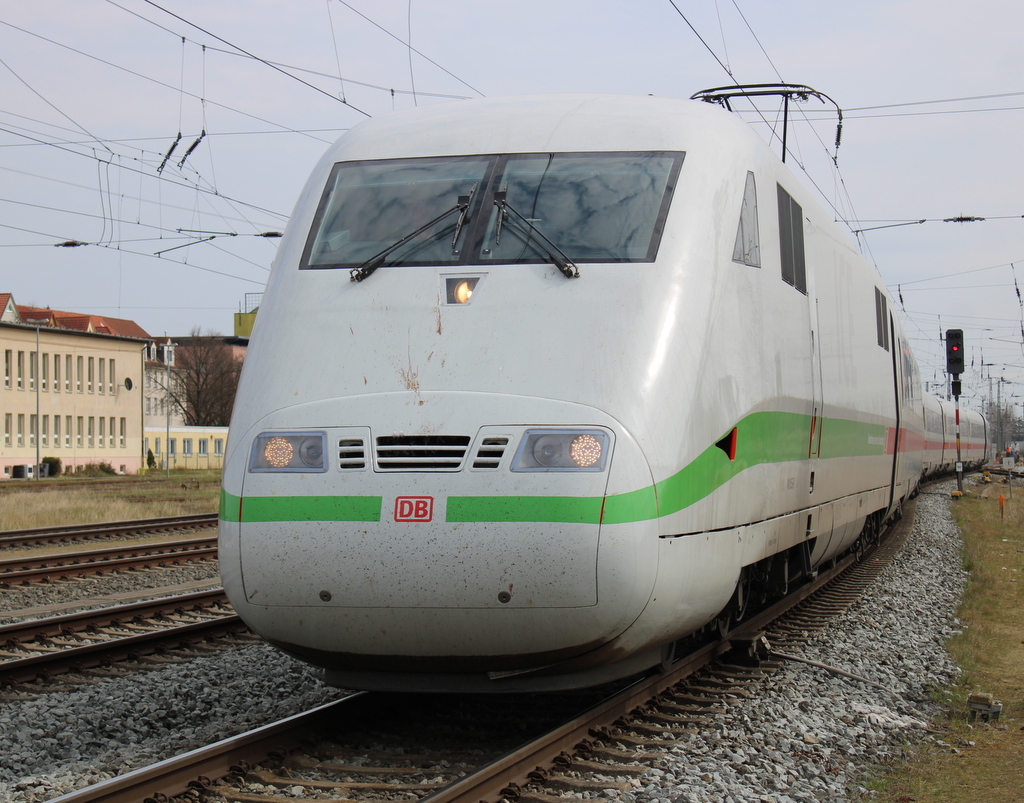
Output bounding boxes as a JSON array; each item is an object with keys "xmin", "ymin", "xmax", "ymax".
[{"xmin": 218, "ymin": 95, "xmax": 746, "ymax": 691}]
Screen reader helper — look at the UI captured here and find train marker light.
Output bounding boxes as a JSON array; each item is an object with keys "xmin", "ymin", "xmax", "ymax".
[
  {"xmin": 570, "ymin": 434, "xmax": 603, "ymax": 467},
  {"xmin": 511, "ymin": 430, "xmax": 610, "ymax": 471},
  {"xmin": 250, "ymin": 432, "xmax": 327, "ymax": 472},
  {"xmin": 264, "ymin": 436, "xmax": 294, "ymax": 468}
]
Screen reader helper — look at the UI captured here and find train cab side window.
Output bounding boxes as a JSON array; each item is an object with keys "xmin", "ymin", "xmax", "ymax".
[
  {"xmin": 776, "ymin": 184, "xmax": 806, "ymax": 293},
  {"xmin": 874, "ymin": 287, "xmax": 890, "ymax": 351},
  {"xmin": 732, "ymin": 172, "xmax": 761, "ymax": 267}
]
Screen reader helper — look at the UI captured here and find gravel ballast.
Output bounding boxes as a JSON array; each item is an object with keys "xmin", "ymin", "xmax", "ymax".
[
  {"xmin": 0, "ymin": 484, "xmax": 968, "ymax": 802},
  {"xmin": 628, "ymin": 484, "xmax": 968, "ymax": 803}
]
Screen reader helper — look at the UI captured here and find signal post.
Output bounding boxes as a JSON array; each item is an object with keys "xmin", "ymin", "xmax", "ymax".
[{"xmin": 946, "ymin": 328, "xmax": 965, "ymax": 497}]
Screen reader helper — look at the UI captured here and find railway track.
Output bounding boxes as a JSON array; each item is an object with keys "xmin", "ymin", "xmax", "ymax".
[
  {"xmin": 47, "ymin": 499, "xmax": 920, "ymax": 803},
  {"xmin": 0, "ymin": 587, "xmax": 244, "ymax": 686},
  {"xmin": 0, "ymin": 536, "xmax": 218, "ymax": 586},
  {"xmin": 0, "ymin": 513, "xmax": 219, "ymax": 551},
  {"xmin": 0, "ymin": 478, "xmax": 221, "ymax": 495}
]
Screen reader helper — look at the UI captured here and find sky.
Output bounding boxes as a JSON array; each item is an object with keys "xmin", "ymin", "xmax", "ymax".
[{"xmin": 1, "ymin": 0, "xmax": 1022, "ymax": 413}]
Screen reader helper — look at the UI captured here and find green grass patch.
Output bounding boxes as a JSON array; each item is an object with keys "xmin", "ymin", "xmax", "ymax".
[
  {"xmin": 870, "ymin": 481, "xmax": 1024, "ymax": 801},
  {"xmin": 0, "ymin": 470, "xmax": 221, "ymax": 530}
]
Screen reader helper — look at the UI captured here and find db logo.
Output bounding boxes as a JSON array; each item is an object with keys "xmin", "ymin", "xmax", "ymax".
[{"xmin": 394, "ymin": 496, "xmax": 434, "ymax": 522}]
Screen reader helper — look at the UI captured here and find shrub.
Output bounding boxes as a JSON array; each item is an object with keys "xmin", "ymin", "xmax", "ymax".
[
  {"xmin": 79, "ymin": 462, "xmax": 118, "ymax": 477},
  {"xmin": 41, "ymin": 456, "xmax": 62, "ymax": 477},
  {"xmin": 147, "ymin": 449, "xmax": 157, "ymax": 469}
]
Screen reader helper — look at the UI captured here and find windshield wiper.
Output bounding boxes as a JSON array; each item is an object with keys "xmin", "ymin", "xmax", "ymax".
[
  {"xmin": 349, "ymin": 187, "xmax": 476, "ymax": 283},
  {"xmin": 493, "ymin": 191, "xmax": 579, "ymax": 278}
]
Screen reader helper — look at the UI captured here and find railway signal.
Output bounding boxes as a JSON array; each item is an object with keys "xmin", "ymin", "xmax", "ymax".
[
  {"xmin": 946, "ymin": 328, "xmax": 964, "ymax": 375},
  {"xmin": 945, "ymin": 328, "xmax": 965, "ymax": 497}
]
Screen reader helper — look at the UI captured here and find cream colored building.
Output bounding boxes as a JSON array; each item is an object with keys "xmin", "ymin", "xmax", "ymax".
[
  {"xmin": 1, "ymin": 295, "xmax": 147, "ymax": 477},
  {"xmin": 144, "ymin": 424, "xmax": 229, "ymax": 471}
]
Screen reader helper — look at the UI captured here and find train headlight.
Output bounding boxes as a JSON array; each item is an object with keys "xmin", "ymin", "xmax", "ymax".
[
  {"xmin": 249, "ymin": 432, "xmax": 328, "ymax": 472},
  {"xmin": 511, "ymin": 430, "xmax": 610, "ymax": 472}
]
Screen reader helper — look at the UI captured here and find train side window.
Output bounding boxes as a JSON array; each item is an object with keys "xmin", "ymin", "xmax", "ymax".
[
  {"xmin": 776, "ymin": 184, "xmax": 806, "ymax": 293},
  {"xmin": 732, "ymin": 171, "xmax": 760, "ymax": 267},
  {"xmin": 874, "ymin": 287, "xmax": 890, "ymax": 351}
]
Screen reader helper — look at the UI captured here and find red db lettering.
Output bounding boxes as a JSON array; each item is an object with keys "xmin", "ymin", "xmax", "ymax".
[{"xmin": 394, "ymin": 496, "xmax": 433, "ymax": 522}]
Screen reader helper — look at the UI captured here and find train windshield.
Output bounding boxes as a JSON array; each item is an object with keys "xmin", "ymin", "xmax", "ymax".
[
  {"xmin": 303, "ymin": 156, "xmax": 491, "ymax": 269},
  {"xmin": 481, "ymin": 153, "xmax": 681, "ymax": 264},
  {"xmin": 300, "ymin": 152, "xmax": 682, "ymax": 270}
]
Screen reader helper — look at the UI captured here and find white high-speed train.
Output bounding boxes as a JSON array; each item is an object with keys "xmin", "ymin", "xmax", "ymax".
[{"xmin": 218, "ymin": 92, "xmax": 987, "ymax": 692}]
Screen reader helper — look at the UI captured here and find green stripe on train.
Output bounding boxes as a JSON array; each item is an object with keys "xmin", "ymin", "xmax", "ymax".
[
  {"xmin": 219, "ymin": 411, "xmax": 889, "ymax": 526},
  {"xmin": 220, "ymin": 491, "xmax": 382, "ymax": 523}
]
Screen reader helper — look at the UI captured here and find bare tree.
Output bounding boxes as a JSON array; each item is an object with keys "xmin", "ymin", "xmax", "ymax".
[{"xmin": 167, "ymin": 328, "xmax": 244, "ymax": 427}]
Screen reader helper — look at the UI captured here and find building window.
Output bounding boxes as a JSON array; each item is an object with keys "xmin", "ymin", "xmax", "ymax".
[
  {"xmin": 88, "ymin": 417, "xmax": 94, "ymax": 447},
  {"xmin": 109, "ymin": 360, "xmax": 115, "ymax": 394},
  {"xmin": 41, "ymin": 353, "xmax": 48, "ymax": 391},
  {"xmin": 65, "ymin": 416, "xmax": 72, "ymax": 447},
  {"xmin": 199, "ymin": 438, "xmax": 209, "ymax": 456},
  {"xmin": 169, "ymin": 438, "xmax": 177, "ymax": 457},
  {"xmin": 154, "ymin": 437, "xmax": 161, "ymax": 456},
  {"xmin": 146, "ymin": 398, "xmax": 151, "ymax": 415},
  {"xmin": 29, "ymin": 414, "xmax": 36, "ymax": 446},
  {"xmin": 3, "ymin": 349, "xmax": 10, "ymax": 388},
  {"xmin": 214, "ymin": 438, "xmax": 224, "ymax": 456},
  {"xmin": 29, "ymin": 352, "xmax": 36, "ymax": 391},
  {"xmin": 65, "ymin": 355, "xmax": 72, "ymax": 392},
  {"xmin": 4, "ymin": 413, "xmax": 10, "ymax": 446},
  {"xmin": 88, "ymin": 357, "xmax": 94, "ymax": 393},
  {"xmin": 76, "ymin": 416, "xmax": 83, "ymax": 447},
  {"xmin": 144, "ymin": 437, "xmax": 149, "ymax": 456},
  {"xmin": 54, "ymin": 354, "xmax": 60, "ymax": 392},
  {"xmin": 41, "ymin": 415, "xmax": 48, "ymax": 447},
  {"xmin": 54, "ymin": 415, "xmax": 61, "ymax": 448},
  {"xmin": 98, "ymin": 359, "xmax": 105, "ymax": 394},
  {"xmin": 98, "ymin": 417, "xmax": 105, "ymax": 447},
  {"xmin": 109, "ymin": 417, "xmax": 115, "ymax": 448},
  {"xmin": 76, "ymin": 356, "xmax": 83, "ymax": 392},
  {"xmin": 17, "ymin": 351, "xmax": 25, "ymax": 390},
  {"xmin": 119, "ymin": 418, "xmax": 126, "ymax": 448},
  {"xmin": 183, "ymin": 438, "xmax": 193, "ymax": 457},
  {"xmin": 17, "ymin": 414, "xmax": 24, "ymax": 446}
]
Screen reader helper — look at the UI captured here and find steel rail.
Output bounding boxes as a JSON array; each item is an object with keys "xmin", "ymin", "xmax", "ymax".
[
  {"xmin": 46, "ymin": 695, "xmax": 371, "ymax": 803},
  {"xmin": 0, "ymin": 587, "xmax": 229, "ymax": 643},
  {"xmin": 0, "ymin": 537, "xmax": 218, "ymax": 585},
  {"xmin": 1, "ymin": 601, "xmax": 242, "ymax": 685},
  {"xmin": 0, "ymin": 514, "xmax": 219, "ymax": 549}
]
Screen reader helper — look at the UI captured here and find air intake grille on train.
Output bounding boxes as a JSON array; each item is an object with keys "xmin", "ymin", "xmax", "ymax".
[
  {"xmin": 472, "ymin": 437, "xmax": 509, "ymax": 469},
  {"xmin": 375, "ymin": 435, "xmax": 471, "ymax": 471},
  {"xmin": 338, "ymin": 438, "xmax": 367, "ymax": 469}
]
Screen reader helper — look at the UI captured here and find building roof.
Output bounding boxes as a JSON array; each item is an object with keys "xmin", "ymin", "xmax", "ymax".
[
  {"xmin": 4, "ymin": 293, "xmax": 151, "ymax": 339},
  {"xmin": 0, "ymin": 293, "xmax": 21, "ymax": 323}
]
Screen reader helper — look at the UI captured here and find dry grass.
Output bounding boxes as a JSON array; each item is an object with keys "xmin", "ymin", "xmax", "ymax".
[
  {"xmin": 0, "ymin": 470, "xmax": 220, "ymax": 530},
  {"xmin": 871, "ymin": 479, "xmax": 1024, "ymax": 801}
]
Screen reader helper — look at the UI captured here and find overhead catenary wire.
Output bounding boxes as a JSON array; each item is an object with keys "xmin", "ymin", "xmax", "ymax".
[
  {"xmin": 333, "ymin": 0, "xmax": 485, "ymax": 98},
  {"xmin": 138, "ymin": 0, "xmax": 373, "ymax": 117},
  {"xmin": 0, "ymin": 55, "xmax": 113, "ymax": 155},
  {"xmin": 0, "ymin": 19, "xmax": 341, "ymax": 144},
  {"xmin": 667, "ymin": 1, "xmax": 1023, "ymax": 394}
]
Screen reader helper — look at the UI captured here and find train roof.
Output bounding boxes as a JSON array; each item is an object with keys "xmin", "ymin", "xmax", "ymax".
[{"xmin": 321, "ymin": 93, "xmax": 766, "ymax": 163}]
